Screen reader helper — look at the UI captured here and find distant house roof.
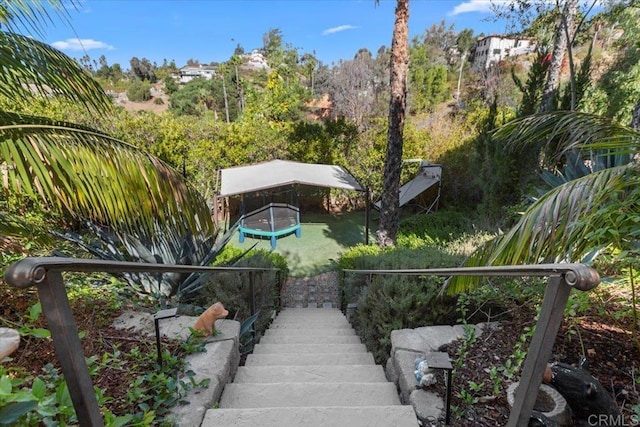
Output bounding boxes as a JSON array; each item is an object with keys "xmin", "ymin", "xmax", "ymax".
[
  {"xmin": 218, "ymin": 160, "xmax": 364, "ymax": 196},
  {"xmin": 177, "ymin": 65, "xmax": 217, "ymax": 83},
  {"xmin": 243, "ymin": 50, "xmax": 269, "ymax": 70}
]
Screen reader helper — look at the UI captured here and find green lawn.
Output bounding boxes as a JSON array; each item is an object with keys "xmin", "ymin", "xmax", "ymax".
[{"xmin": 229, "ymin": 212, "xmax": 374, "ymax": 277}]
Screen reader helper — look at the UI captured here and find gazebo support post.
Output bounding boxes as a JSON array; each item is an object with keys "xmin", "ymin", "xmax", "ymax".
[{"xmin": 365, "ymin": 187, "xmax": 370, "ymax": 245}]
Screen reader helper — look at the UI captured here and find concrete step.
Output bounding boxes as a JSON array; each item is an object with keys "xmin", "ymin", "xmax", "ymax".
[
  {"xmin": 252, "ymin": 343, "xmax": 367, "ymax": 354},
  {"xmin": 276, "ymin": 310, "xmax": 345, "ymax": 315},
  {"xmin": 268, "ymin": 323, "xmax": 353, "ymax": 329},
  {"xmin": 263, "ymin": 328, "xmax": 356, "ymax": 336},
  {"xmin": 233, "ymin": 365, "xmax": 389, "ymax": 383},
  {"xmin": 273, "ymin": 311, "xmax": 347, "ymax": 319},
  {"xmin": 259, "ymin": 334, "xmax": 361, "ymax": 344},
  {"xmin": 202, "ymin": 406, "xmax": 419, "ymax": 427},
  {"xmin": 274, "ymin": 314, "xmax": 347, "ymax": 321},
  {"xmin": 245, "ymin": 352, "xmax": 375, "ymax": 366},
  {"xmin": 276, "ymin": 309, "xmax": 345, "ymax": 315},
  {"xmin": 271, "ymin": 317, "xmax": 351, "ymax": 325},
  {"xmin": 219, "ymin": 382, "xmax": 401, "ymax": 408}
]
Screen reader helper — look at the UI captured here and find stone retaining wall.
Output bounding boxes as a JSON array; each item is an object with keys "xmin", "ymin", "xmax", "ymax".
[{"xmin": 281, "ymin": 271, "xmax": 339, "ymax": 307}]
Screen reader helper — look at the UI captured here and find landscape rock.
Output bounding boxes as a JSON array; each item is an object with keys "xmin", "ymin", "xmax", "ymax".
[
  {"xmin": 393, "ymin": 349, "xmax": 424, "ymax": 403},
  {"xmin": 171, "ymin": 338, "xmax": 239, "ymax": 427},
  {"xmin": 0, "ymin": 328, "xmax": 20, "ymax": 361},
  {"xmin": 387, "ymin": 323, "xmax": 492, "ymax": 423},
  {"xmin": 409, "ymin": 389, "xmax": 444, "ymax": 426}
]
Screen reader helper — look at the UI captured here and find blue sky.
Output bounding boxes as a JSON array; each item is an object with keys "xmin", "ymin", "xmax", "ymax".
[{"xmin": 42, "ymin": 0, "xmax": 514, "ymax": 69}]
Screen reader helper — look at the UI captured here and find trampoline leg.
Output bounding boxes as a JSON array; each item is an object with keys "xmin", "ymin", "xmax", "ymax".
[
  {"xmin": 270, "ymin": 236, "xmax": 277, "ymax": 248},
  {"xmin": 295, "ymin": 227, "xmax": 301, "ymax": 238},
  {"xmin": 239, "ymin": 232, "xmax": 245, "ymax": 243}
]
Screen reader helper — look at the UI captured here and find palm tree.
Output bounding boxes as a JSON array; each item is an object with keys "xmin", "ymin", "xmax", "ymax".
[
  {"xmin": 376, "ymin": 0, "xmax": 410, "ymax": 247},
  {"xmin": 1, "ymin": 2, "xmax": 221, "ymax": 298},
  {"xmin": 448, "ymin": 109, "xmax": 640, "ymax": 293}
]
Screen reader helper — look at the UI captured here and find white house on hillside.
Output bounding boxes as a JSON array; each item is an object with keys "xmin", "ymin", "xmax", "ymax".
[
  {"xmin": 177, "ymin": 65, "xmax": 217, "ymax": 84},
  {"xmin": 243, "ymin": 50, "xmax": 269, "ymax": 70},
  {"xmin": 472, "ymin": 35, "xmax": 536, "ymax": 70}
]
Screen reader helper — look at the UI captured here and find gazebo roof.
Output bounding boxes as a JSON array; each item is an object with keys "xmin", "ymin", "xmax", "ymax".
[{"xmin": 218, "ymin": 160, "xmax": 364, "ymax": 197}]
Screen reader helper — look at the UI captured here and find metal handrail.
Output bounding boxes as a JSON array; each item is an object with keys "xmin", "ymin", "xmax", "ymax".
[
  {"xmin": 6, "ymin": 259, "xmax": 600, "ymax": 426},
  {"xmin": 4, "ymin": 257, "xmax": 284, "ymax": 427},
  {"xmin": 341, "ymin": 263, "xmax": 600, "ymax": 427}
]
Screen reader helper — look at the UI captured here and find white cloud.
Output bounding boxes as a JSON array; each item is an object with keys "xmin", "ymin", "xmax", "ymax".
[
  {"xmin": 322, "ymin": 25, "xmax": 358, "ymax": 36},
  {"xmin": 449, "ymin": 0, "xmax": 576, "ymax": 16},
  {"xmin": 449, "ymin": 0, "xmax": 504, "ymax": 16},
  {"xmin": 51, "ymin": 38, "xmax": 114, "ymax": 51}
]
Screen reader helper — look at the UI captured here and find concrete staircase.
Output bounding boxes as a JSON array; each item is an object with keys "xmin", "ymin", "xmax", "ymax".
[{"xmin": 202, "ymin": 307, "xmax": 419, "ymax": 427}]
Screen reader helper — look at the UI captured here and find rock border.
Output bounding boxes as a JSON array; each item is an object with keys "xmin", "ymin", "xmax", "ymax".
[
  {"xmin": 386, "ymin": 323, "xmax": 494, "ymax": 425},
  {"xmin": 112, "ymin": 311, "xmax": 240, "ymax": 427}
]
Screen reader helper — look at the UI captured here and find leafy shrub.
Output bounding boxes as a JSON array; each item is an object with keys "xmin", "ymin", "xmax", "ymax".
[
  {"xmin": 126, "ymin": 80, "xmax": 152, "ymax": 102},
  {"xmin": 354, "ymin": 274, "xmax": 458, "ymax": 364},
  {"xmin": 340, "ymin": 243, "xmax": 464, "ymax": 307},
  {"xmin": 444, "ymin": 231, "xmax": 495, "ymax": 257},
  {"xmin": 340, "ymin": 244, "xmax": 464, "ymax": 363},
  {"xmin": 338, "ymin": 244, "xmax": 384, "ymax": 271},
  {"xmin": 399, "ymin": 209, "xmax": 473, "ymax": 241}
]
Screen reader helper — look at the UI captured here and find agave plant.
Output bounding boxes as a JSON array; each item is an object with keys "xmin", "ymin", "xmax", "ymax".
[
  {"xmin": 448, "ymin": 110, "xmax": 640, "ymax": 293},
  {"xmin": 51, "ymin": 220, "xmax": 245, "ymax": 299}
]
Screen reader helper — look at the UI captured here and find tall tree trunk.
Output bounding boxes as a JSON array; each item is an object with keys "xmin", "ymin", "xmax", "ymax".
[
  {"xmin": 456, "ymin": 52, "xmax": 466, "ymax": 106},
  {"xmin": 376, "ymin": 0, "xmax": 409, "ymax": 247},
  {"xmin": 631, "ymin": 97, "xmax": 640, "ymax": 131},
  {"xmin": 540, "ymin": 0, "xmax": 578, "ymax": 113},
  {"xmin": 222, "ymin": 75, "xmax": 230, "ymax": 123}
]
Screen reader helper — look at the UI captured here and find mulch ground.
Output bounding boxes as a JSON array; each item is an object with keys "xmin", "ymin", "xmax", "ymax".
[
  {"xmin": 436, "ymin": 303, "xmax": 640, "ymax": 426},
  {"xmin": 1, "ymin": 285, "xmax": 184, "ymax": 417}
]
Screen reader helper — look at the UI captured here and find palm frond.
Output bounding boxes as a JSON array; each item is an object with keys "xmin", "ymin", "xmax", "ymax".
[
  {"xmin": 0, "ymin": 31, "xmax": 111, "ymax": 114},
  {"xmin": 0, "ymin": 1, "xmax": 75, "ymax": 36},
  {"xmin": 493, "ymin": 111, "xmax": 640, "ymax": 162},
  {"xmin": 447, "ymin": 165, "xmax": 634, "ymax": 293},
  {"xmin": 0, "ymin": 111, "xmax": 215, "ymax": 242}
]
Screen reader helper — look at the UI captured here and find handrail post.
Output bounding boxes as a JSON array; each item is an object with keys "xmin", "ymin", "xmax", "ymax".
[
  {"xmin": 249, "ymin": 271, "xmax": 256, "ymax": 317},
  {"xmin": 276, "ymin": 269, "xmax": 282, "ymax": 309},
  {"xmin": 507, "ymin": 275, "xmax": 572, "ymax": 426},
  {"xmin": 364, "ymin": 187, "xmax": 370, "ymax": 245},
  {"xmin": 340, "ymin": 270, "xmax": 346, "ymax": 311},
  {"xmin": 36, "ymin": 271, "xmax": 104, "ymax": 427}
]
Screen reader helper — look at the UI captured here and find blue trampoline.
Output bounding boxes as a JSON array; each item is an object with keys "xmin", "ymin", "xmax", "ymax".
[{"xmin": 238, "ymin": 189, "xmax": 301, "ymax": 248}]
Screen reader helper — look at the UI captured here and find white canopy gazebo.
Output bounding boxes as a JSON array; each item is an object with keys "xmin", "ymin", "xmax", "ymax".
[{"xmin": 214, "ymin": 160, "xmax": 369, "ymax": 246}]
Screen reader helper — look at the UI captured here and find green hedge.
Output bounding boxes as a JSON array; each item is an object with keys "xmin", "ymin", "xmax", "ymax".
[
  {"xmin": 339, "ymin": 242, "xmax": 463, "ymax": 363},
  {"xmin": 354, "ymin": 274, "xmax": 458, "ymax": 363},
  {"xmin": 399, "ymin": 209, "xmax": 473, "ymax": 241}
]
